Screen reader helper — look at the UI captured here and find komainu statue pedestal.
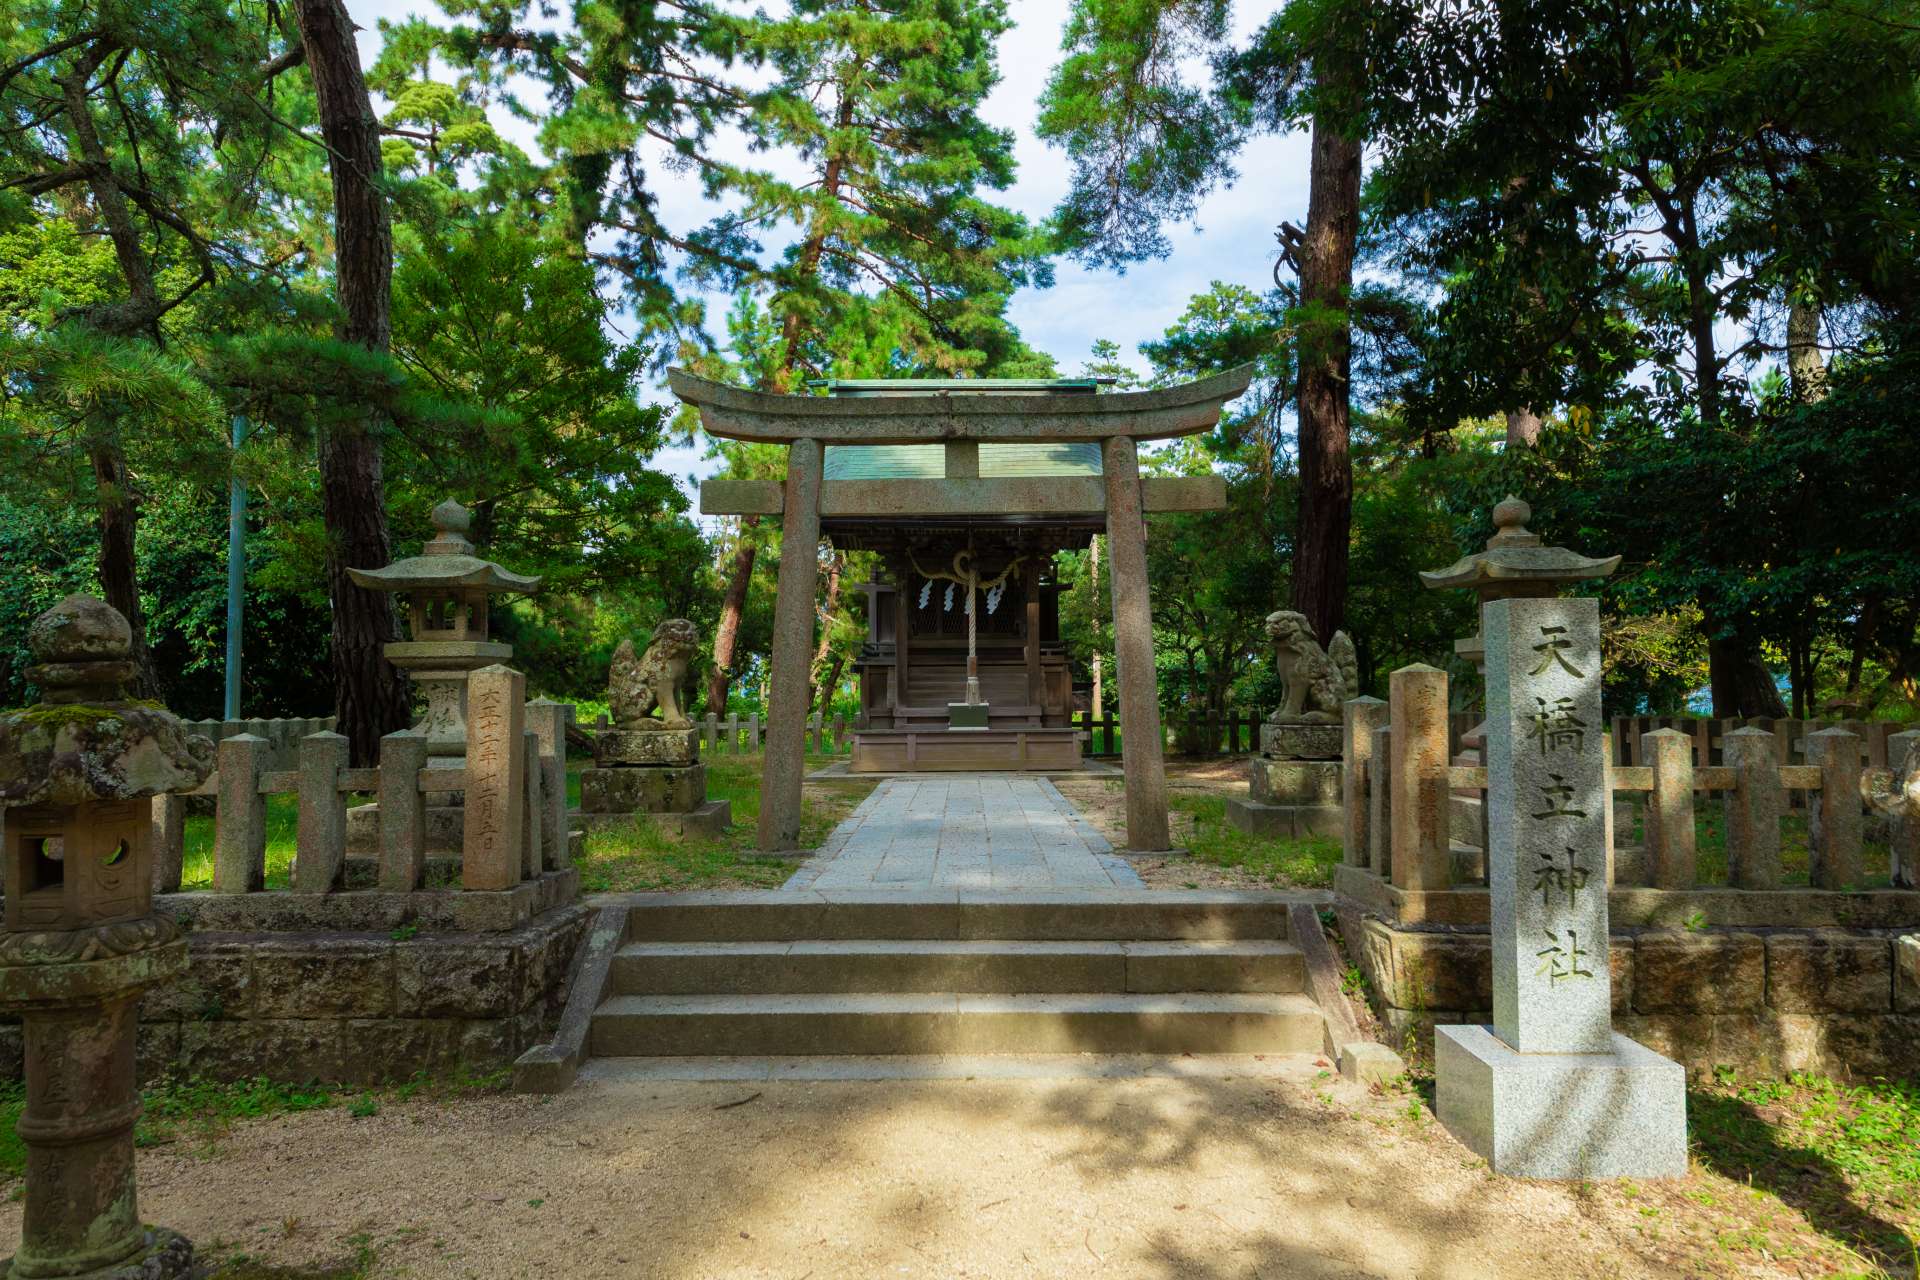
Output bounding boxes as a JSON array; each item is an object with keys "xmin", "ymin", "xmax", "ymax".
[
  {"xmin": 573, "ymin": 621, "xmax": 731, "ymax": 842},
  {"xmin": 1227, "ymin": 612, "xmax": 1353, "ymax": 840}
]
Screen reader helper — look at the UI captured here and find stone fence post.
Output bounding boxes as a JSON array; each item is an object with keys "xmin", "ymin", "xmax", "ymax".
[
  {"xmin": 527, "ymin": 700, "xmax": 572, "ymax": 871},
  {"xmin": 520, "ymin": 730, "xmax": 544, "ymax": 881},
  {"xmin": 1388, "ymin": 665, "xmax": 1451, "ymax": 891},
  {"xmin": 151, "ymin": 794, "xmax": 186, "ymax": 894},
  {"xmin": 1342, "ymin": 696, "xmax": 1388, "ymax": 869},
  {"xmin": 214, "ymin": 733, "xmax": 267, "ymax": 893},
  {"xmin": 1368, "ymin": 726, "xmax": 1393, "ymax": 878},
  {"xmin": 1806, "ymin": 727, "xmax": 1862, "ymax": 889},
  {"xmin": 1891, "ymin": 730, "xmax": 1919, "ymax": 889},
  {"xmin": 293, "ymin": 731, "xmax": 350, "ymax": 892},
  {"xmin": 1723, "ymin": 726, "xmax": 1783, "ymax": 889},
  {"xmin": 1642, "ymin": 728, "xmax": 1697, "ymax": 890},
  {"xmin": 463, "ymin": 665, "xmax": 527, "ymax": 890},
  {"xmin": 378, "ymin": 730, "xmax": 429, "ymax": 891}
]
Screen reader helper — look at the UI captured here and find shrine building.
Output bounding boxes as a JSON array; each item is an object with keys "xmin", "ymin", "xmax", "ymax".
[{"xmin": 671, "ymin": 366, "xmax": 1252, "ymax": 854}]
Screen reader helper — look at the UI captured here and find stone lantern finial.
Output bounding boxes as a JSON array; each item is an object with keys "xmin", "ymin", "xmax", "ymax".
[{"xmin": 424, "ymin": 498, "xmax": 476, "ymax": 556}]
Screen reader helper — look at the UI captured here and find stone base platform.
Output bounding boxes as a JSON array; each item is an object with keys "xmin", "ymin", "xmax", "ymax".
[
  {"xmin": 1259, "ymin": 721, "xmax": 1342, "ymax": 760},
  {"xmin": 6, "ymin": 1227, "xmax": 199, "ymax": 1279},
  {"xmin": 1226, "ymin": 797, "xmax": 1342, "ymax": 839},
  {"xmin": 573, "ymin": 799, "xmax": 731, "ymax": 843},
  {"xmin": 596, "ymin": 727, "xmax": 698, "ymax": 767},
  {"xmin": 582, "ymin": 763, "xmax": 705, "ymax": 814},
  {"xmin": 1250, "ymin": 757, "xmax": 1341, "ymax": 807},
  {"xmin": 1436, "ymin": 1024, "xmax": 1687, "ymax": 1179}
]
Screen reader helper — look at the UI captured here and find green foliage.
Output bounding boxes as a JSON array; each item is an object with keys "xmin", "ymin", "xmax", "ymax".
[{"xmin": 1037, "ymin": 0, "xmax": 1241, "ymax": 264}]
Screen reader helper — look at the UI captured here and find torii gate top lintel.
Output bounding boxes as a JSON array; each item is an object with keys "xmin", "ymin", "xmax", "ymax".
[{"xmin": 666, "ymin": 364, "xmax": 1256, "ymax": 445}]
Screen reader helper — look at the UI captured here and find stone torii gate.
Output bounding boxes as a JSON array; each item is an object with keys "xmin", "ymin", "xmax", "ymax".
[{"xmin": 669, "ymin": 365, "xmax": 1254, "ymax": 853}]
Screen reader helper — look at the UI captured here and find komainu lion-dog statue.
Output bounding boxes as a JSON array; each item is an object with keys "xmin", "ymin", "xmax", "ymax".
[
  {"xmin": 1264, "ymin": 610, "xmax": 1358, "ymax": 725},
  {"xmin": 608, "ymin": 618, "xmax": 700, "ymax": 731}
]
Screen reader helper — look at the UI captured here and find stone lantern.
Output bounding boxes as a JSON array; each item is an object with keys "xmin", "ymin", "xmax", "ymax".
[
  {"xmin": 0, "ymin": 596, "xmax": 213, "ymax": 1279},
  {"xmin": 1420, "ymin": 495, "xmax": 1620, "ymax": 744},
  {"xmin": 1419, "ymin": 497, "xmax": 1620, "ymax": 871},
  {"xmin": 1421, "ymin": 494, "xmax": 1618, "ymax": 645},
  {"xmin": 348, "ymin": 498, "xmax": 541, "ymax": 765}
]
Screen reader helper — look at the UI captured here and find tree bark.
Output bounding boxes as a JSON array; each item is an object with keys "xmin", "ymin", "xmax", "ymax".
[
  {"xmin": 1787, "ymin": 299, "xmax": 1826, "ymax": 404},
  {"xmin": 294, "ymin": 0, "xmax": 410, "ymax": 764},
  {"xmin": 1089, "ymin": 535, "xmax": 1103, "ymax": 718},
  {"xmin": 1505, "ymin": 407, "xmax": 1542, "ymax": 449},
  {"xmin": 707, "ymin": 516, "xmax": 759, "ymax": 714},
  {"xmin": 817, "ymin": 652, "xmax": 845, "ymax": 717},
  {"xmin": 1708, "ymin": 633, "xmax": 1788, "ymax": 718},
  {"xmin": 808, "ymin": 551, "xmax": 845, "ymax": 704},
  {"xmin": 57, "ymin": 42, "xmax": 160, "ymax": 694},
  {"xmin": 1288, "ymin": 108, "xmax": 1361, "ymax": 645},
  {"xmin": 86, "ymin": 441, "xmax": 155, "ymax": 695}
]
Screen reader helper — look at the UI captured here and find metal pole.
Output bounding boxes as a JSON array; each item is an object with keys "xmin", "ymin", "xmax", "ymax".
[{"xmin": 223, "ymin": 414, "xmax": 248, "ymax": 721}]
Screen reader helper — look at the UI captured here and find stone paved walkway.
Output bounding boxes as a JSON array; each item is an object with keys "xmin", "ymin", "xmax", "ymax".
[{"xmin": 783, "ymin": 777, "xmax": 1143, "ymax": 891}]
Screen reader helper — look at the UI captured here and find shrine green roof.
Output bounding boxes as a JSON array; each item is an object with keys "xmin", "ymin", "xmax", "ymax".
[{"xmin": 822, "ymin": 442, "xmax": 1103, "ymax": 479}]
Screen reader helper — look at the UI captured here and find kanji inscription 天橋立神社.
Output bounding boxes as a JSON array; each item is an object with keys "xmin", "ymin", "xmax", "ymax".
[{"xmin": 1485, "ymin": 596, "xmax": 1612, "ymax": 1055}]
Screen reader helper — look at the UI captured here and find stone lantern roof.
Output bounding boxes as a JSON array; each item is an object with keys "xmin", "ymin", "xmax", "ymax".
[
  {"xmin": 346, "ymin": 499, "xmax": 541, "ymax": 595},
  {"xmin": 0, "ymin": 596, "xmax": 214, "ymax": 809},
  {"xmin": 1419, "ymin": 495, "xmax": 1620, "ymax": 602}
]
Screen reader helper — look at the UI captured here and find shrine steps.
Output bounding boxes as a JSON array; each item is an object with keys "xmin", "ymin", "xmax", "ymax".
[{"xmin": 518, "ymin": 892, "xmax": 1352, "ymax": 1087}]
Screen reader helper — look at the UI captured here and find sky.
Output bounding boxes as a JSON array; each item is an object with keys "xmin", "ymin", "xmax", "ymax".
[{"xmin": 346, "ymin": 0, "xmax": 1313, "ymax": 494}]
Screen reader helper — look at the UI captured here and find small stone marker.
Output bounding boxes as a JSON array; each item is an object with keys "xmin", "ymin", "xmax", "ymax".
[
  {"xmin": 1436, "ymin": 594, "xmax": 1687, "ymax": 1178},
  {"xmin": 462, "ymin": 665, "xmax": 526, "ymax": 890}
]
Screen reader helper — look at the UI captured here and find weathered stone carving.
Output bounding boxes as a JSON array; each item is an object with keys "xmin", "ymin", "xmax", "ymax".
[
  {"xmin": 609, "ymin": 618, "xmax": 700, "ymax": 731},
  {"xmin": 1264, "ymin": 610, "xmax": 1358, "ymax": 725},
  {"xmin": 579, "ymin": 619, "xmax": 728, "ymax": 839},
  {"xmin": 0, "ymin": 596, "xmax": 206, "ymax": 1279}
]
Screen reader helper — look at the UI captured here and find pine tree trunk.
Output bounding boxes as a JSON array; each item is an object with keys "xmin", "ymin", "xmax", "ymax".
[
  {"xmin": 1090, "ymin": 536, "xmax": 1103, "ymax": 718},
  {"xmin": 86, "ymin": 441, "xmax": 156, "ymax": 696},
  {"xmin": 1288, "ymin": 108, "xmax": 1361, "ymax": 645},
  {"xmin": 817, "ymin": 652, "xmax": 845, "ymax": 717},
  {"xmin": 59, "ymin": 42, "xmax": 160, "ymax": 695},
  {"xmin": 1787, "ymin": 299, "xmax": 1826, "ymax": 404},
  {"xmin": 707, "ymin": 516, "xmax": 759, "ymax": 714},
  {"xmin": 808, "ymin": 552, "xmax": 845, "ymax": 703},
  {"xmin": 1505, "ymin": 407, "xmax": 1542, "ymax": 448},
  {"xmin": 1708, "ymin": 634, "xmax": 1788, "ymax": 718},
  {"xmin": 294, "ymin": 0, "xmax": 410, "ymax": 764}
]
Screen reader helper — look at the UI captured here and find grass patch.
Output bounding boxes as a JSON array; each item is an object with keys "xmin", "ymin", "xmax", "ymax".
[
  {"xmin": 1690, "ymin": 1069, "xmax": 1920, "ymax": 1275},
  {"xmin": 179, "ymin": 753, "xmax": 874, "ymax": 894},
  {"xmin": 1678, "ymin": 804, "xmax": 1895, "ymax": 889},
  {"xmin": 574, "ymin": 754, "xmax": 874, "ymax": 892},
  {"xmin": 1169, "ymin": 792, "xmax": 1343, "ymax": 888}
]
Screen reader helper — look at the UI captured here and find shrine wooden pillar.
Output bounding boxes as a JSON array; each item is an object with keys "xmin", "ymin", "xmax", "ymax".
[
  {"xmin": 760, "ymin": 438, "xmax": 823, "ymax": 851},
  {"xmin": 1024, "ymin": 569, "xmax": 1042, "ymax": 711},
  {"xmin": 893, "ymin": 560, "xmax": 911, "ymax": 719},
  {"xmin": 1102, "ymin": 436, "xmax": 1171, "ymax": 850}
]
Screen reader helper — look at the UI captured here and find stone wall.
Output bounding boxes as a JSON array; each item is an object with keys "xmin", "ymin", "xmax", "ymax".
[
  {"xmin": 1337, "ymin": 901, "xmax": 1920, "ymax": 1079},
  {"xmin": 0, "ymin": 890, "xmax": 590, "ymax": 1086}
]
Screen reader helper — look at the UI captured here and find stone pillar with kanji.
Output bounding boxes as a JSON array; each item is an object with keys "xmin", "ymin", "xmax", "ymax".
[
  {"xmin": 0, "ymin": 596, "xmax": 212, "ymax": 1278},
  {"xmin": 1435, "ymin": 591, "xmax": 1688, "ymax": 1178}
]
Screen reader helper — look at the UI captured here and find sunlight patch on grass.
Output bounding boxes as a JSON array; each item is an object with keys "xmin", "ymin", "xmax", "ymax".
[{"xmin": 1171, "ymin": 793, "xmax": 1342, "ymax": 888}]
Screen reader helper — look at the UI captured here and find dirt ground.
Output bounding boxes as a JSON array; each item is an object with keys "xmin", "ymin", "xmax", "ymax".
[{"xmin": 18, "ymin": 1064, "xmax": 1800, "ymax": 1280}]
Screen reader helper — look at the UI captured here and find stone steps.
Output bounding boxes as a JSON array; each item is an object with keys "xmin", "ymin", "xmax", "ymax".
[
  {"xmin": 611, "ymin": 939, "xmax": 1307, "ymax": 995},
  {"xmin": 622, "ymin": 890, "xmax": 1301, "ymax": 942},
  {"xmin": 590, "ymin": 992, "xmax": 1325, "ymax": 1057},
  {"xmin": 514, "ymin": 891, "xmax": 1351, "ymax": 1088}
]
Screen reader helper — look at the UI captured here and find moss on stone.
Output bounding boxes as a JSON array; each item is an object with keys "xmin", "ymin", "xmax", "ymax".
[{"xmin": 3, "ymin": 704, "xmax": 124, "ymax": 730}]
